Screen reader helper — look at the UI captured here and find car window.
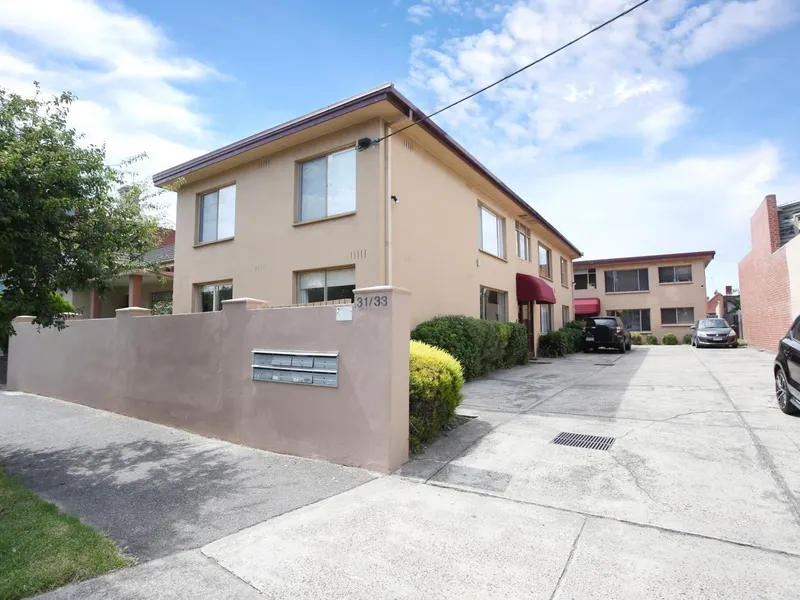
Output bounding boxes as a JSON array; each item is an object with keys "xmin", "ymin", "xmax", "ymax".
[
  {"xmin": 699, "ymin": 319, "xmax": 729, "ymax": 329},
  {"xmin": 589, "ymin": 318, "xmax": 617, "ymax": 328},
  {"xmin": 792, "ymin": 317, "xmax": 800, "ymax": 340}
]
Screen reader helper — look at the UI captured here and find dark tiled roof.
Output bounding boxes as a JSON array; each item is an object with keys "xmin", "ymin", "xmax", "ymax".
[{"xmin": 143, "ymin": 244, "xmax": 174, "ymax": 264}]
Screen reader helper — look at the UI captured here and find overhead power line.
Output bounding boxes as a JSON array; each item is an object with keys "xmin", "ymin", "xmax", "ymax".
[{"xmin": 360, "ymin": 0, "xmax": 653, "ymax": 149}]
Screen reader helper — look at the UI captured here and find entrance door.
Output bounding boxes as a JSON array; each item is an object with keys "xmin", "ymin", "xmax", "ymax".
[{"xmin": 518, "ymin": 301, "xmax": 535, "ymax": 355}]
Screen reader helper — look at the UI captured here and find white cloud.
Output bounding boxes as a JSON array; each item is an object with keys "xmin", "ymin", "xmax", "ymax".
[
  {"xmin": 512, "ymin": 144, "xmax": 800, "ymax": 291},
  {"xmin": 0, "ymin": 0, "xmax": 218, "ymax": 225},
  {"xmin": 408, "ymin": 4, "xmax": 435, "ymax": 23},
  {"xmin": 408, "ymin": 0, "xmax": 797, "ymax": 152}
]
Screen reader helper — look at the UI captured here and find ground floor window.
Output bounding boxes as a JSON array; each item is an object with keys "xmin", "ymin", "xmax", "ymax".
[
  {"xmin": 661, "ymin": 307, "xmax": 694, "ymax": 325},
  {"xmin": 541, "ymin": 303, "xmax": 553, "ymax": 334},
  {"xmin": 297, "ymin": 267, "xmax": 355, "ymax": 303},
  {"xmin": 480, "ymin": 287, "xmax": 507, "ymax": 321},
  {"xmin": 562, "ymin": 305, "xmax": 570, "ymax": 327},
  {"xmin": 197, "ymin": 282, "xmax": 233, "ymax": 312},
  {"xmin": 607, "ymin": 308, "xmax": 651, "ymax": 332},
  {"xmin": 151, "ymin": 291, "xmax": 173, "ymax": 304}
]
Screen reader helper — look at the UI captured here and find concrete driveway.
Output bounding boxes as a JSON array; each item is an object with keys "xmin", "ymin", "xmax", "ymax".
[{"xmin": 3, "ymin": 345, "xmax": 800, "ymax": 598}]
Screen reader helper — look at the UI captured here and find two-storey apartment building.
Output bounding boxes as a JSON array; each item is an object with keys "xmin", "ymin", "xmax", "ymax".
[
  {"xmin": 153, "ymin": 84, "xmax": 581, "ymax": 354},
  {"xmin": 573, "ymin": 251, "xmax": 715, "ymax": 338}
]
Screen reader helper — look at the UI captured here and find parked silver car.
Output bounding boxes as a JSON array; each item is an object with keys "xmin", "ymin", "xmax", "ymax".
[{"xmin": 691, "ymin": 318, "xmax": 738, "ymax": 348}]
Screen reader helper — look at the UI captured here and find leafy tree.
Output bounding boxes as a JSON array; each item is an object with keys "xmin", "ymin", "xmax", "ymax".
[{"xmin": 0, "ymin": 84, "xmax": 163, "ymax": 338}]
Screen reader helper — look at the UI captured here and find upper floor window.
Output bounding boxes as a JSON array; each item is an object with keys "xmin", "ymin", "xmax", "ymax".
[
  {"xmin": 658, "ymin": 265, "xmax": 692, "ymax": 284},
  {"xmin": 560, "ymin": 257, "xmax": 568, "ymax": 287},
  {"xmin": 574, "ymin": 268, "xmax": 596, "ymax": 290},
  {"xmin": 515, "ymin": 221, "xmax": 531, "ymax": 261},
  {"xmin": 197, "ymin": 282, "xmax": 233, "ymax": 312},
  {"xmin": 605, "ymin": 268, "xmax": 649, "ymax": 293},
  {"xmin": 199, "ymin": 185, "xmax": 236, "ymax": 243},
  {"xmin": 538, "ymin": 244, "xmax": 552, "ymax": 279},
  {"xmin": 297, "ymin": 267, "xmax": 355, "ymax": 303},
  {"xmin": 478, "ymin": 205, "xmax": 505, "ymax": 258},
  {"xmin": 299, "ymin": 148, "xmax": 356, "ymax": 222}
]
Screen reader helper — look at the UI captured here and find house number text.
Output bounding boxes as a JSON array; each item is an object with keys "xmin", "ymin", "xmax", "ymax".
[{"xmin": 356, "ymin": 295, "xmax": 388, "ymax": 308}]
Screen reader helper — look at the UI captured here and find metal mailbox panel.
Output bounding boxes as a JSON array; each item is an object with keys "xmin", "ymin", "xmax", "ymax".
[{"xmin": 252, "ymin": 351, "xmax": 338, "ymax": 388}]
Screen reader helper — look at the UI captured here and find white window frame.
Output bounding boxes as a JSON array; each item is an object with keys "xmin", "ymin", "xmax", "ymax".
[
  {"xmin": 479, "ymin": 286, "xmax": 507, "ymax": 321},
  {"xmin": 296, "ymin": 267, "xmax": 356, "ymax": 304},
  {"xmin": 605, "ymin": 268, "xmax": 649, "ymax": 293},
  {"xmin": 298, "ymin": 147, "xmax": 356, "ymax": 222},
  {"xmin": 198, "ymin": 184, "xmax": 236, "ymax": 243},
  {"xmin": 574, "ymin": 268, "xmax": 596, "ymax": 290},
  {"xmin": 540, "ymin": 303, "xmax": 553, "ymax": 334},
  {"xmin": 478, "ymin": 205, "xmax": 506, "ymax": 259},
  {"xmin": 560, "ymin": 257, "xmax": 569, "ymax": 287},
  {"xmin": 661, "ymin": 307, "xmax": 695, "ymax": 325},
  {"xmin": 515, "ymin": 221, "xmax": 531, "ymax": 262},
  {"xmin": 562, "ymin": 305, "xmax": 570, "ymax": 327},
  {"xmin": 658, "ymin": 265, "xmax": 693, "ymax": 284},
  {"xmin": 196, "ymin": 282, "xmax": 233, "ymax": 313},
  {"xmin": 607, "ymin": 308, "xmax": 651, "ymax": 332},
  {"xmin": 538, "ymin": 243, "xmax": 552, "ymax": 279}
]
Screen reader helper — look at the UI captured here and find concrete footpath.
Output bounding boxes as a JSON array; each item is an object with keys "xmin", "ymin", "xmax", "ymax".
[{"xmin": 2, "ymin": 345, "xmax": 799, "ymax": 598}]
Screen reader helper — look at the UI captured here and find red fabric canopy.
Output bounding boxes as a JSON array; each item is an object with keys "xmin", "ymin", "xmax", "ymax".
[
  {"xmin": 574, "ymin": 297, "xmax": 601, "ymax": 315},
  {"xmin": 516, "ymin": 273, "xmax": 556, "ymax": 304}
]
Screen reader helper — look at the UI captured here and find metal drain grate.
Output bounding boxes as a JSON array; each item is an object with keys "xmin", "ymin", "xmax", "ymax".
[{"xmin": 552, "ymin": 432, "xmax": 615, "ymax": 451}]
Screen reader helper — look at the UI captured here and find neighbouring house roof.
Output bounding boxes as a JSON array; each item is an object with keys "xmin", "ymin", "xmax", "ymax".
[
  {"xmin": 574, "ymin": 250, "xmax": 716, "ymax": 269},
  {"xmin": 152, "ymin": 83, "xmax": 581, "ymax": 257},
  {"xmin": 707, "ymin": 291, "xmax": 724, "ymax": 312},
  {"xmin": 143, "ymin": 244, "xmax": 174, "ymax": 264}
]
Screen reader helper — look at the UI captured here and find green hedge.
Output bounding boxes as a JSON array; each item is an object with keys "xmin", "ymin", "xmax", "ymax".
[
  {"xmin": 538, "ymin": 331, "xmax": 568, "ymax": 357},
  {"xmin": 631, "ymin": 333, "xmax": 643, "ymax": 345},
  {"xmin": 646, "ymin": 334, "xmax": 659, "ymax": 345},
  {"xmin": 411, "ymin": 316, "xmax": 528, "ymax": 380},
  {"xmin": 409, "ymin": 340, "xmax": 465, "ymax": 450},
  {"xmin": 682, "ymin": 334, "xmax": 692, "ymax": 344},
  {"xmin": 662, "ymin": 332, "xmax": 678, "ymax": 345}
]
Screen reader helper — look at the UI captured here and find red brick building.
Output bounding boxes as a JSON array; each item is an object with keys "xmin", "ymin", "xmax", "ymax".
[{"xmin": 738, "ymin": 195, "xmax": 800, "ymax": 350}]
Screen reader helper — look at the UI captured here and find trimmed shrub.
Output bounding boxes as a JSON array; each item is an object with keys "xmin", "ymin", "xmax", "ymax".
[
  {"xmin": 682, "ymin": 334, "xmax": 692, "ymax": 345},
  {"xmin": 411, "ymin": 315, "xmax": 527, "ymax": 380},
  {"xmin": 502, "ymin": 322, "xmax": 530, "ymax": 368},
  {"xmin": 631, "ymin": 333, "xmax": 643, "ymax": 345},
  {"xmin": 564, "ymin": 320, "xmax": 584, "ymax": 330},
  {"xmin": 560, "ymin": 327, "xmax": 583, "ymax": 354},
  {"xmin": 662, "ymin": 332, "xmax": 678, "ymax": 345},
  {"xmin": 646, "ymin": 334, "xmax": 659, "ymax": 345},
  {"xmin": 538, "ymin": 331, "xmax": 568, "ymax": 357},
  {"xmin": 737, "ymin": 339, "xmax": 748, "ymax": 347},
  {"xmin": 409, "ymin": 340, "xmax": 465, "ymax": 450},
  {"xmin": 151, "ymin": 300, "xmax": 173, "ymax": 315}
]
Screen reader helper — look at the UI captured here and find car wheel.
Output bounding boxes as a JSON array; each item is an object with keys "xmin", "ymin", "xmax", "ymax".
[
  {"xmin": 626, "ymin": 341, "xmax": 632, "ymax": 351},
  {"xmin": 583, "ymin": 346, "xmax": 590, "ymax": 353},
  {"xmin": 776, "ymin": 370, "xmax": 799, "ymax": 415},
  {"xmin": 619, "ymin": 342, "xmax": 626, "ymax": 354}
]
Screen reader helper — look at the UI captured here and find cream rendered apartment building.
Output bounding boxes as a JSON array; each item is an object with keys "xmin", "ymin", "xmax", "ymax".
[
  {"xmin": 153, "ymin": 84, "xmax": 581, "ymax": 354},
  {"xmin": 572, "ymin": 251, "xmax": 715, "ymax": 339}
]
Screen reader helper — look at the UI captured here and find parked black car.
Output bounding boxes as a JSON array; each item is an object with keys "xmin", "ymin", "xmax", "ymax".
[
  {"xmin": 691, "ymin": 318, "xmax": 738, "ymax": 348},
  {"xmin": 775, "ymin": 315, "xmax": 800, "ymax": 415},
  {"xmin": 582, "ymin": 316, "xmax": 631, "ymax": 354}
]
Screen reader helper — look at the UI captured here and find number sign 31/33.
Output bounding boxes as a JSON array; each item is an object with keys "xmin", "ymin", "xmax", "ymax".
[{"xmin": 355, "ymin": 295, "xmax": 389, "ymax": 308}]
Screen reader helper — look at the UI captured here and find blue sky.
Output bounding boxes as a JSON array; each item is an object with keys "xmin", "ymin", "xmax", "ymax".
[{"xmin": 1, "ymin": 0, "xmax": 799, "ymax": 293}]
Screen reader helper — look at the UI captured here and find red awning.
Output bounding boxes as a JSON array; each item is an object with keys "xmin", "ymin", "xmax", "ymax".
[
  {"xmin": 516, "ymin": 273, "xmax": 556, "ymax": 304},
  {"xmin": 574, "ymin": 298, "xmax": 601, "ymax": 315}
]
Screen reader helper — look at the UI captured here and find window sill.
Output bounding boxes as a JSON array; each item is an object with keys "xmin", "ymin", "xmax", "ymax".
[
  {"xmin": 561, "ymin": 283, "xmax": 569, "ymax": 289},
  {"xmin": 294, "ymin": 211, "xmax": 356, "ymax": 227},
  {"xmin": 479, "ymin": 249, "xmax": 507, "ymax": 263},
  {"xmin": 606, "ymin": 290, "xmax": 650, "ymax": 295},
  {"xmin": 517, "ymin": 256, "xmax": 531, "ymax": 263},
  {"xmin": 194, "ymin": 236, "xmax": 234, "ymax": 248},
  {"xmin": 665, "ymin": 323, "xmax": 694, "ymax": 327},
  {"xmin": 659, "ymin": 281, "xmax": 693, "ymax": 286},
  {"xmin": 539, "ymin": 274, "xmax": 553, "ymax": 282}
]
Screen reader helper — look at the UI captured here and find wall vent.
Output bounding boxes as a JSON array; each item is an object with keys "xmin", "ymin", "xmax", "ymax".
[
  {"xmin": 403, "ymin": 139, "xmax": 415, "ymax": 152},
  {"xmin": 259, "ymin": 159, "xmax": 271, "ymax": 168},
  {"xmin": 350, "ymin": 249, "xmax": 367, "ymax": 260}
]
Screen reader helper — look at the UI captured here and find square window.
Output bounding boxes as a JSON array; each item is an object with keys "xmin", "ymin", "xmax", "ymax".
[
  {"xmin": 297, "ymin": 268, "xmax": 355, "ymax": 303},
  {"xmin": 298, "ymin": 148, "xmax": 356, "ymax": 222},
  {"xmin": 479, "ymin": 205, "xmax": 506, "ymax": 258},
  {"xmin": 198, "ymin": 185, "xmax": 236, "ymax": 243},
  {"xmin": 479, "ymin": 286, "xmax": 507, "ymax": 321},
  {"xmin": 538, "ymin": 244, "xmax": 552, "ymax": 279},
  {"xmin": 196, "ymin": 282, "xmax": 233, "ymax": 312},
  {"xmin": 515, "ymin": 221, "xmax": 531, "ymax": 262}
]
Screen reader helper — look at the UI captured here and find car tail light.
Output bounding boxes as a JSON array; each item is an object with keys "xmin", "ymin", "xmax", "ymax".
[
  {"xmin": 582, "ymin": 326, "xmax": 587, "ymax": 333},
  {"xmin": 616, "ymin": 326, "xmax": 622, "ymax": 333}
]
